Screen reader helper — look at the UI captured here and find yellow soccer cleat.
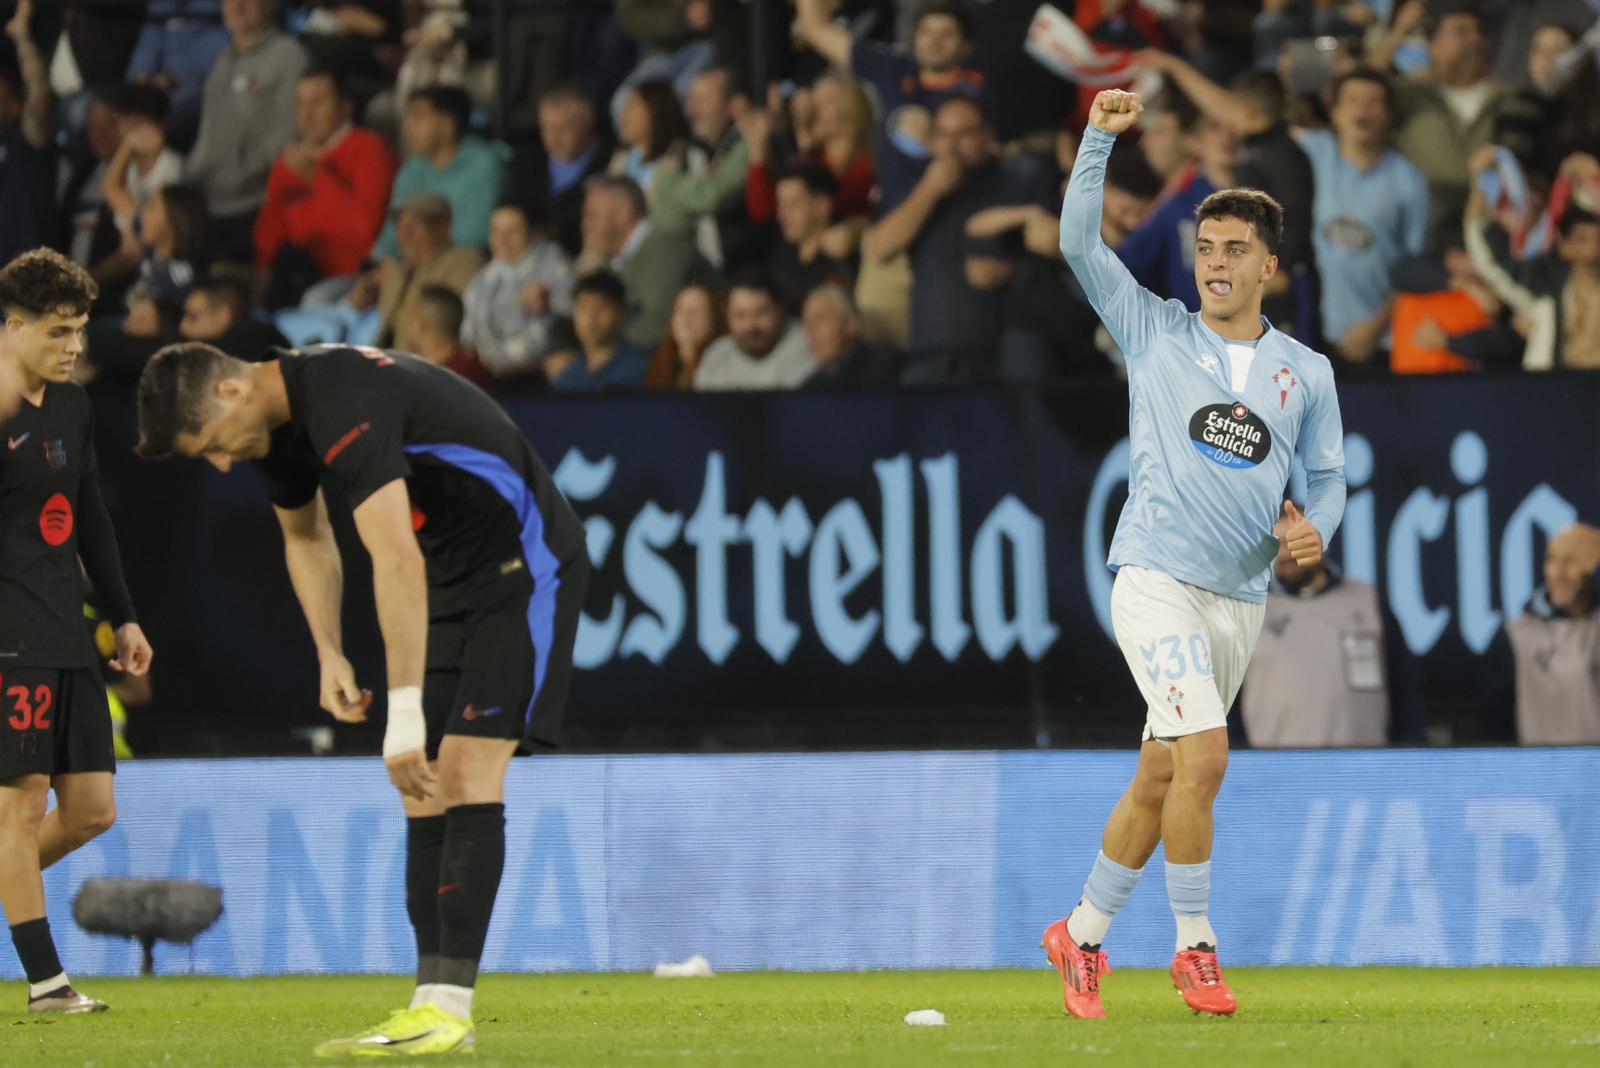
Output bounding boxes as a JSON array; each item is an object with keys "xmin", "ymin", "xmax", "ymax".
[{"xmin": 313, "ymin": 1004, "xmax": 476, "ymax": 1057}]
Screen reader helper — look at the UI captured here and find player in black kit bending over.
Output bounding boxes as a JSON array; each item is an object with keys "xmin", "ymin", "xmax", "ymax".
[{"xmin": 135, "ymin": 341, "xmax": 588, "ymax": 1057}]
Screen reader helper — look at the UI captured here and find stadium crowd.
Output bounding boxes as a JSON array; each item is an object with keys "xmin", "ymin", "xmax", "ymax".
[
  {"xmin": 1, "ymin": 0, "xmax": 1597, "ymax": 747},
  {"xmin": 4, "ymin": 0, "xmax": 1600, "ymax": 393}
]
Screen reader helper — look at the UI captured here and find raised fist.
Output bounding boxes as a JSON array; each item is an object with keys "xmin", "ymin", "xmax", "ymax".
[{"xmin": 1089, "ymin": 90, "xmax": 1144, "ymax": 136}]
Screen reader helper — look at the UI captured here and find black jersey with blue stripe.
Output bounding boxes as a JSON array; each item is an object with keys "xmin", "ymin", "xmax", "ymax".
[{"xmin": 253, "ymin": 345, "xmax": 584, "ymax": 616}]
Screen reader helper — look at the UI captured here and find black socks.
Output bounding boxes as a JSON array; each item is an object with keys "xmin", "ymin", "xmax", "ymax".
[
  {"xmin": 435, "ymin": 803, "xmax": 506, "ymax": 989},
  {"xmin": 10, "ymin": 917, "xmax": 64, "ymax": 986},
  {"xmin": 406, "ymin": 814, "xmax": 448, "ymax": 986}
]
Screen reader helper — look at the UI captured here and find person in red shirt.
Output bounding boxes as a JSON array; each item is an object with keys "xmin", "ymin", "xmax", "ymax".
[{"xmin": 254, "ymin": 68, "xmax": 397, "ymax": 308}]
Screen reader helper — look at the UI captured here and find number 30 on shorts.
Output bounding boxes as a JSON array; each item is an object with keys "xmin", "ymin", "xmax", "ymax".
[
  {"xmin": 1, "ymin": 677, "xmax": 54, "ymax": 731},
  {"xmin": 1140, "ymin": 633, "xmax": 1214, "ymax": 682}
]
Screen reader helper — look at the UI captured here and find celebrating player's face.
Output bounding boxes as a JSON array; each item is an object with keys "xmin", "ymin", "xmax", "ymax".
[
  {"xmin": 1194, "ymin": 217, "xmax": 1274, "ymax": 321},
  {"xmin": 6, "ymin": 311, "xmax": 88, "ymax": 387}
]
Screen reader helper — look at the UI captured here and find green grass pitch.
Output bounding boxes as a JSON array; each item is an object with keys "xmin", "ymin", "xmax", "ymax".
[{"xmin": 4, "ymin": 968, "xmax": 1598, "ymax": 1067}]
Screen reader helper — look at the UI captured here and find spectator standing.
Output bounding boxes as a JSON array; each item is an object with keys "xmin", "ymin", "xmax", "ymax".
[
  {"xmin": 0, "ymin": 0, "xmax": 56, "ymax": 264},
  {"xmin": 1241, "ymin": 503, "xmax": 1421, "ymax": 748},
  {"xmin": 1297, "ymin": 69, "xmax": 1430, "ymax": 365},
  {"xmin": 253, "ymin": 69, "xmax": 397, "ymax": 307},
  {"xmin": 184, "ymin": 0, "xmax": 307, "ymax": 263},
  {"xmin": 1491, "ymin": 522, "xmax": 1600, "ymax": 745},
  {"xmin": 745, "ymin": 71, "xmax": 877, "ymax": 226},
  {"xmin": 124, "ymin": 0, "xmax": 230, "ymax": 150},
  {"xmin": 795, "ymin": 0, "xmax": 987, "ymax": 214},
  {"xmin": 644, "ymin": 283, "xmax": 726, "ymax": 390},
  {"xmin": 1391, "ymin": 2, "xmax": 1512, "ymax": 233},
  {"xmin": 1465, "ymin": 157, "xmax": 1600, "ymax": 371},
  {"xmin": 865, "ymin": 95, "xmax": 1051, "ymax": 384},
  {"xmin": 1138, "ymin": 53, "xmax": 1320, "ymax": 337},
  {"xmin": 1115, "ymin": 113, "xmax": 1240, "ymax": 311},
  {"xmin": 374, "ymin": 86, "xmax": 507, "ymax": 260},
  {"xmin": 460, "ymin": 202, "xmax": 575, "ymax": 380},
  {"xmin": 693, "ymin": 273, "xmax": 814, "ymax": 390}
]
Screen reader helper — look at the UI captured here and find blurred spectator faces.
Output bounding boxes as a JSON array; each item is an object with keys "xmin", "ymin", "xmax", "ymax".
[
  {"xmin": 913, "ymin": 5, "xmax": 976, "ymax": 77},
  {"xmin": 1429, "ymin": 9, "xmax": 1489, "ymax": 85},
  {"xmin": 222, "ymin": 0, "xmax": 277, "ymax": 42},
  {"xmin": 670, "ymin": 285, "xmax": 722, "ymax": 357},
  {"xmin": 573, "ymin": 275, "xmax": 626, "ymax": 352},
  {"xmin": 1528, "ymin": 24, "xmax": 1576, "ymax": 95},
  {"xmin": 1138, "ymin": 109, "xmax": 1187, "ymax": 180},
  {"xmin": 811, "ymin": 73, "xmax": 871, "ymax": 149},
  {"xmin": 402, "ymin": 92, "xmax": 460, "ymax": 160},
  {"xmin": 1330, "ymin": 72, "xmax": 1392, "ymax": 150},
  {"xmin": 802, "ymin": 285, "xmax": 860, "ymax": 366},
  {"xmin": 1103, "ymin": 183, "xmax": 1153, "ymax": 246},
  {"xmin": 1544, "ymin": 524, "xmax": 1600, "ymax": 614},
  {"xmin": 296, "ymin": 72, "xmax": 351, "ymax": 148},
  {"xmin": 539, "ymin": 88, "xmax": 596, "ymax": 165},
  {"xmin": 581, "ymin": 181, "xmax": 641, "ymax": 260},
  {"xmin": 727, "ymin": 283, "xmax": 786, "ymax": 358},
  {"xmin": 685, "ymin": 68, "xmax": 736, "ymax": 148},
  {"xmin": 1558, "ymin": 211, "xmax": 1600, "ymax": 272},
  {"xmin": 395, "ymin": 197, "xmax": 452, "ymax": 266},
  {"xmin": 929, "ymin": 96, "xmax": 991, "ymax": 173},
  {"xmin": 1191, "ymin": 115, "xmax": 1242, "ymax": 179},
  {"xmin": 488, "ymin": 204, "xmax": 535, "ymax": 266},
  {"xmin": 180, "ymin": 286, "xmax": 240, "ymax": 341},
  {"xmin": 775, "ymin": 171, "xmax": 834, "ymax": 246},
  {"xmin": 85, "ymin": 98, "xmax": 122, "ymax": 163}
]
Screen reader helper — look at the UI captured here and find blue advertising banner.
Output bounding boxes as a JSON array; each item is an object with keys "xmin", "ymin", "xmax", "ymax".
[
  {"xmin": 11, "ymin": 749, "xmax": 1599, "ymax": 978},
  {"xmin": 90, "ymin": 373, "xmax": 1600, "ymax": 751}
]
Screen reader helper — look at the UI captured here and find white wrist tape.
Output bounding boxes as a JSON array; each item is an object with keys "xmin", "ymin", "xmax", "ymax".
[{"xmin": 384, "ymin": 687, "xmax": 426, "ymax": 758}]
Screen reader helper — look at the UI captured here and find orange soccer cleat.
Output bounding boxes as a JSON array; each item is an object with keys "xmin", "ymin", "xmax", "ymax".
[
  {"xmin": 1041, "ymin": 918, "xmax": 1112, "ymax": 1019},
  {"xmin": 1170, "ymin": 944, "xmax": 1237, "ymax": 1016}
]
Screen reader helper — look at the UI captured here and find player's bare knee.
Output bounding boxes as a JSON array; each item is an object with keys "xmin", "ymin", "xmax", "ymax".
[
  {"xmin": 1176, "ymin": 750, "xmax": 1228, "ymax": 800},
  {"xmin": 68, "ymin": 801, "xmax": 116, "ymax": 843},
  {"xmin": 435, "ymin": 753, "xmax": 497, "ymax": 807},
  {"xmin": 1131, "ymin": 766, "xmax": 1172, "ymax": 809},
  {"xmin": 0, "ymin": 778, "xmax": 50, "ymax": 831}
]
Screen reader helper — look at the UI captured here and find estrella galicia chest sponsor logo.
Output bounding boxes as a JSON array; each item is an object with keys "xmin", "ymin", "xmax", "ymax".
[{"xmin": 1188, "ymin": 402, "xmax": 1272, "ymax": 469}]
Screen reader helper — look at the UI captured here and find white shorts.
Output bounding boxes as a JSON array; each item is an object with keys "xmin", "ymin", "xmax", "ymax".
[{"xmin": 1110, "ymin": 565, "xmax": 1266, "ymax": 742}]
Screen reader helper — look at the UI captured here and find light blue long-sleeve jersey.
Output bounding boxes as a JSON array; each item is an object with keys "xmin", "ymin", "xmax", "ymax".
[{"xmin": 1062, "ymin": 126, "xmax": 1347, "ymax": 604}]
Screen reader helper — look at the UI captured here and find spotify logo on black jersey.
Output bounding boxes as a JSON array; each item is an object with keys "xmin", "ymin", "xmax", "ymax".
[{"xmin": 1189, "ymin": 402, "xmax": 1272, "ymax": 469}]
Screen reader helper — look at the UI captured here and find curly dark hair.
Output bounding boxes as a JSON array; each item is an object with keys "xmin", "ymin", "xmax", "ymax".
[
  {"xmin": 0, "ymin": 248, "xmax": 99, "ymax": 320},
  {"xmin": 1195, "ymin": 188, "xmax": 1285, "ymax": 255},
  {"xmin": 135, "ymin": 341, "xmax": 251, "ymax": 459}
]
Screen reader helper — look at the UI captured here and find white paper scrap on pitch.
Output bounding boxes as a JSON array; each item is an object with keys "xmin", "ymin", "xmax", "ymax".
[
  {"xmin": 904, "ymin": 1009, "xmax": 946, "ymax": 1026},
  {"xmin": 653, "ymin": 954, "xmax": 715, "ymax": 978}
]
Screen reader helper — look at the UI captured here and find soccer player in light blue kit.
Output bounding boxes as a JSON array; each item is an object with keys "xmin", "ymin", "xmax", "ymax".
[{"xmin": 1041, "ymin": 89, "xmax": 1347, "ymax": 1019}]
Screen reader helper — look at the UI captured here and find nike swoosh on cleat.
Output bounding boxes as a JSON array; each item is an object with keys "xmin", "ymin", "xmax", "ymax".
[{"xmin": 361, "ymin": 1027, "xmax": 445, "ymax": 1047}]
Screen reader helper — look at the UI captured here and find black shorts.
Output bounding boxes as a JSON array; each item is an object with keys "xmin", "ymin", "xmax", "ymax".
[
  {"xmin": 422, "ymin": 554, "xmax": 588, "ymax": 759},
  {"xmin": 0, "ymin": 665, "xmax": 116, "ymax": 780}
]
